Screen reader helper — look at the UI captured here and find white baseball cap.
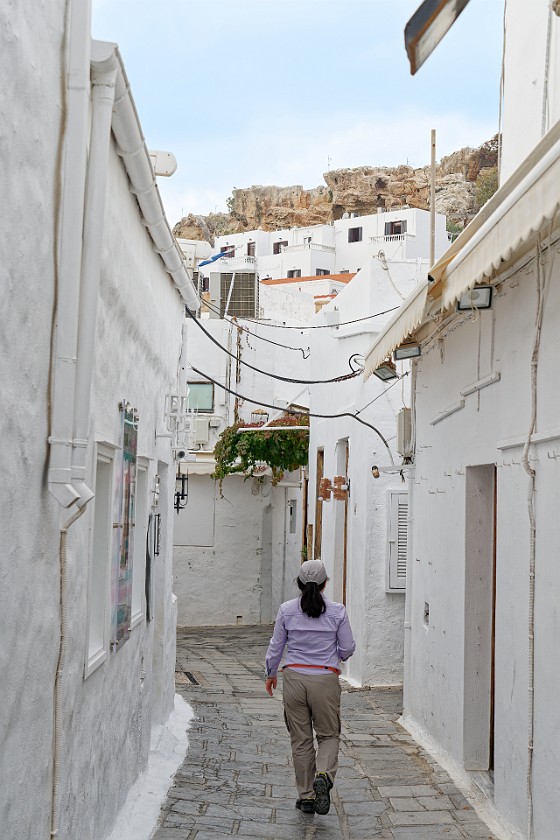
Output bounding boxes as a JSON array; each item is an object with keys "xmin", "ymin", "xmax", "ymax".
[{"xmin": 298, "ymin": 559, "xmax": 327, "ymax": 585}]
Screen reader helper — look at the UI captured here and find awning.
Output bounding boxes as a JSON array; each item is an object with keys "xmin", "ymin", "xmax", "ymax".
[
  {"xmin": 441, "ymin": 126, "xmax": 560, "ymax": 308},
  {"xmin": 177, "ymin": 458, "xmax": 273, "ymax": 477},
  {"xmin": 363, "ymin": 120, "xmax": 560, "ymax": 379},
  {"xmin": 363, "ymin": 280, "xmax": 428, "ymax": 378}
]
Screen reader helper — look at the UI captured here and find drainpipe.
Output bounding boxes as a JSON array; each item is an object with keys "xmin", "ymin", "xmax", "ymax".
[
  {"xmin": 48, "ymin": 0, "xmax": 91, "ymax": 508},
  {"xmin": 71, "ymin": 42, "xmax": 118, "ymax": 506},
  {"xmin": 402, "ymin": 358, "xmax": 417, "ymax": 715}
]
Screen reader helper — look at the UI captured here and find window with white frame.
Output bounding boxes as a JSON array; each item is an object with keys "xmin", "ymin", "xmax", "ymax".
[
  {"xmin": 187, "ymin": 381, "xmax": 214, "ymax": 412},
  {"xmin": 131, "ymin": 460, "xmax": 149, "ymax": 628},
  {"xmin": 287, "ymin": 269, "xmax": 301, "ymax": 278},
  {"xmin": 85, "ymin": 445, "xmax": 114, "ymax": 676},
  {"xmin": 387, "ymin": 490, "xmax": 408, "ymax": 591},
  {"xmin": 348, "ymin": 226, "xmax": 362, "ymax": 243}
]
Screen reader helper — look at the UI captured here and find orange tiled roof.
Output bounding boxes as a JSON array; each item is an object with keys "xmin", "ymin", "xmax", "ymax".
[{"xmin": 260, "ymin": 273, "xmax": 356, "ymax": 285}]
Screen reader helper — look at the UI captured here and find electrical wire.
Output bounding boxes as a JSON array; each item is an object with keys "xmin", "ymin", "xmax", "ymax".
[
  {"xmin": 199, "ymin": 298, "xmax": 311, "ymax": 357},
  {"xmin": 188, "ymin": 363, "xmax": 395, "ymax": 464},
  {"xmin": 196, "ymin": 303, "xmax": 401, "ymax": 329},
  {"xmin": 355, "ymin": 371, "xmax": 409, "ymax": 416},
  {"xmin": 186, "ymin": 307, "xmax": 361, "ymax": 384}
]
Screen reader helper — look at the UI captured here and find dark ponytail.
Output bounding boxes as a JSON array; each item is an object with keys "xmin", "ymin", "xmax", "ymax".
[{"xmin": 297, "ymin": 579, "xmax": 326, "ymax": 618}]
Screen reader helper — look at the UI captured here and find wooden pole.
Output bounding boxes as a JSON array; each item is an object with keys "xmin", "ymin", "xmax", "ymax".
[{"xmin": 430, "ymin": 129, "xmax": 436, "ymax": 267}]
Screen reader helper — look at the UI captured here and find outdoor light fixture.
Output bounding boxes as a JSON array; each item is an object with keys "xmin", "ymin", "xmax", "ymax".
[
  {"xmin": 404, "ymin": 0, "xmax": 471, "ymax": 75},
  {"xmin": 456, "ymin": 285, "xmax": 494, "ymax": 311},
  {"xmin": 174, "ymin": 468, "xmax": 189, "ymax": 513},
  {"xmin": 394, "ymin": 343, "xmax": 422, "ymax": 361},
  {"xmin": 373, "ymin": 359, "xmax": 398, "ymax": 381}
]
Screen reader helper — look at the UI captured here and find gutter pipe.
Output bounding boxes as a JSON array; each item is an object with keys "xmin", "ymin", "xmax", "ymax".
[
  {"xmin": 47, "ymin": 0, "xmax": 91, "ymax": 508},
  {"xmin": 66, "ymin": 40, "xmax": 200, "ymax": 507},
  {"xmin": 70, "ymin": 43, "xmax": 118, "ymax": 506}
]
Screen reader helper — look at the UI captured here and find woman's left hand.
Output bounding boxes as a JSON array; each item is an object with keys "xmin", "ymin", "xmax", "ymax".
[{"xmin": 265, "ymin": 676, "xmax": 277, "ymax": 696}]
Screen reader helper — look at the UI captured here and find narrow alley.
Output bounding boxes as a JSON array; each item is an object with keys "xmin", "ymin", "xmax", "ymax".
[{"xmin": 153, "ymin": 627, "xmax": 495, "ymax": 840}]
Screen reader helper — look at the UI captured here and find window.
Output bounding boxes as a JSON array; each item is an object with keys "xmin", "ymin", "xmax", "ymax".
[
  {"xmin": 384, "ymin": 220, "xmax": 407, "ymax": 236},
  {"xmin": 220, "ymin": 245, "xmax": 234, "ymax": 258},
  {"xmin": 85, "ymin": 446, "xmax": 114, "ymax": 676},
  {"xmin": 387, "ymin": 490, "xmax": 408, "ymax": 591},
  {"xmin": 303, "ymin": 236, "xmax": 312, "ymax": 245},
  {"xmin": 287, "ymin": 269, "xmax": 301, "ymax": 278},
  {"xmin": 273, "ymin": 240, "xmax": 288, "ymax": 255},
  {"xmin": 348, "ymin": 227, "xmax": 362, "ymax": 243},
  {"xmin": 315, "ymin": 269, "xmax": 330, "ymax": 276},
  {"xmin": 247, "ymin": 241, "xmax": 255, "ymax": 257},
  {"xmin": 187, "ymin": 382, "xmax": 214, "ymax": 412},
  {"xmin": 131, "ymin": 461, "xmax": 149, "ymax": 629}
]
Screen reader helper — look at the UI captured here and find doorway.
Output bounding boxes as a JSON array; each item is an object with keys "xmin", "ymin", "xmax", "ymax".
[
  {"xmin": 463, "ymin": 464, "xmax": 497, "ymax": 776},
  {"xmin": 333, "ymin": 440, "xmax": 349, "ymax": 604},
  {"xmin": 314, "ymin": 449, "xmax": 324, "ymax": 560}
]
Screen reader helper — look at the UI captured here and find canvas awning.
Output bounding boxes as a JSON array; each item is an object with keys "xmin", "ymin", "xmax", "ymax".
[
  {"xmin": 363, "ymin": 279, "xmax": 429, "ymax": 379},
  {"xmin": 364, "ymin": 121, "xmax": 560, "ymax": 379}
]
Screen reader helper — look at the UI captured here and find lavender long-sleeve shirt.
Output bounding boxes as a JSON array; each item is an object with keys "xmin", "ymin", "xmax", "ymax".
[{"xmin": 265, "ymin": 597, "xmax": 356, "ymax": 677}]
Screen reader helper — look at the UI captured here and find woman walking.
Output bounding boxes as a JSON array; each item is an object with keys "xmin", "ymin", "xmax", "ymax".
[{"xmin": 264, "ymin": 560, "xmax": 356, "ymax": 815}]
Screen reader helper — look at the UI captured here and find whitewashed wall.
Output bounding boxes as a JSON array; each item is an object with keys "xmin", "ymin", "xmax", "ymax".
[
  {"xmin": 0, "ymin": 6, "xmax": 185, "ymax": 837},
  {"xmin": 404, "ymin": 247, "xmax": 560, "ymax": 839},
  {"xmin": 0, "ymin": 2, "xmax": 69, "ymax": 835},
  {"xmin": 174, "ymin": 311, "xmax": 308, "ymax": 626},
  {"xmin": 500, "ymin": 1, "xmax": 560, "ymax": 182},
  {"xmin": 307, "ymin": 260, "xmax": 425, "ymax": 686}
]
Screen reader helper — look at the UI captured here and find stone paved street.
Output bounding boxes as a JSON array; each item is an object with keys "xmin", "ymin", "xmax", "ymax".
[{"xmin": 152, "ymin": 627, "xmax": 496, "ymax": 840}]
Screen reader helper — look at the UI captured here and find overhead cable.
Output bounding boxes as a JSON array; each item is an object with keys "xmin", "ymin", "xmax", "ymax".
[
  {"xmin": 199, "ymin": 299, "xmax": 311, "ymax": 357},
  {"xmin": 188, "ymin": 364, "xmax": 395, "ymax": 464},
  {"xmin": 193, "ymin": 303, "xmax": 401, "ymax": 329},
  {"xmin": 185, "ymin": 308, "xmax": 361, "ymax": 385}
]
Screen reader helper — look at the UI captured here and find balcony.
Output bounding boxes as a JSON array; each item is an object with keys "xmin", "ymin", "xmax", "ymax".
[
  {"xmin": 370, "ymin": 233, "xmax": 415, "ymax": 244},
  {"xmin": 220, "ymin": 255, "xmax": 257, "ymax": 269},
  {"xmin": 281, "ymin": 242, "xmax": 335, "ymax": 254}
]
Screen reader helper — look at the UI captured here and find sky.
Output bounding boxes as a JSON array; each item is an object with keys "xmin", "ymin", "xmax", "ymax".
[{"xmin": 92, "ymin": 0, "xmax": 505, "ymax": 226}]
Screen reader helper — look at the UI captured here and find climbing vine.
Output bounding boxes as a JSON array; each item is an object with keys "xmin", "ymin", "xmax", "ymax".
[{"xmin": 212, "ymin": 415, "xmax": 309, "ymax": 484}]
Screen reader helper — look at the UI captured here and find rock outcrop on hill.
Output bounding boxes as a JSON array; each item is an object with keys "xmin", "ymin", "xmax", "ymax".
[{"xmin": 173, "ymin": 136, "xmax": 499, "ymax": 245}]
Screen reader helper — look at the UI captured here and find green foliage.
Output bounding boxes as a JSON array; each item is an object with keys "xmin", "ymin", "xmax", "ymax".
[
  {"xmin": 226, "ymin": 195, "xmax": 234, "ymax": 214},
  {"xmin": 212, "ymin": 415, "xmax": 310, "ymax": 484},
  {"xmin": 475, "ymin": 166, "xmax": 499, "ymax": 209}
]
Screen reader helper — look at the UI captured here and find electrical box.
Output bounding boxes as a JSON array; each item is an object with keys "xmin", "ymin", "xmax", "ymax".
[
  {"xmin": 396, "ymin": 408, "xmax": 413, "ymax": 458},
  {"xmin": 192, "ymin": 417, "xmax": 210, "ymax": 445}
]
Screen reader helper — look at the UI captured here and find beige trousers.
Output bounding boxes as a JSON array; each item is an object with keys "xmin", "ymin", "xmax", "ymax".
[{"xmin": 282, "ymin": 669, "xmax": 341, "ymax": 799}]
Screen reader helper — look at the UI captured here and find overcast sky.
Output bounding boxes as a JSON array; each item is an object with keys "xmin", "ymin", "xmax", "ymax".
[{"xmin": 92, "ymin": 0, "xmax": 505, "ymax": 225}]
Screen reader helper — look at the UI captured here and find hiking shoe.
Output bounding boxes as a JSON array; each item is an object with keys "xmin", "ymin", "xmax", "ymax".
[
  {"xmin": 313, "ymin": 772, "xmax": 332, "ymax": 814},
  {"xmin": 295, "ymin": 798, "xmax": 315, "ymax": 814}
]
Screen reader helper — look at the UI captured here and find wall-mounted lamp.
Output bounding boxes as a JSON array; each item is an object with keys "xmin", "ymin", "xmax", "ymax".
[
  {"xmin": 394, "ymin": 343, "xmax": 422, "ymax": 361},
  {"xmin": 174, "ymin": 469, "xmax": 189, "ymax": 513},
  {"xmin": 373, "ymin": 359, "xmax": 398, "ymax": 381},
  {"xmin": 371, "ymin": 465, "xmax": 380, "ymax": 479},
  {"xmin": 456, "ymin": 285, "xmax": 493, "ymax": 311}
]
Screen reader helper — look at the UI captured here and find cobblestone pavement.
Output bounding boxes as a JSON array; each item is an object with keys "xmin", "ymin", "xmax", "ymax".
[{"xmin": 153, "ymin": 626, "xmax": 496, "ymax": 840}]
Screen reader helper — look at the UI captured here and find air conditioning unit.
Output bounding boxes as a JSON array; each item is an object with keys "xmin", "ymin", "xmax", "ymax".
[
  {"xmin": 397, "ymin": 408, "xmax": 413, "ymax": 458},
  {"xmin": 192, "ymin": 417, "xmax": 210, "ymax": 445},
  {"xmin": 208, "ymin": 271, "xmax": 258, "ymax": 319}
]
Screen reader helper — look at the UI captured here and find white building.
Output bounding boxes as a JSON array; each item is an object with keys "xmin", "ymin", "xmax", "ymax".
[
  {"xmin": 211, "ymin": 207, "xmax": 448, "ymax": 281},
  {"xmin": 1, "ymin": 5, "xmax": 198, "ymax": 839},
  {"xmin": 173, "ymin": 315, "xmax": 309, "ymax": 627},
  {"xmin": 306, "ymin": 244, "xmax": 440, "ymax": 686},
  {"xmin": 363, "ymin": 2, "xmax": 560, "ymax": 837}
]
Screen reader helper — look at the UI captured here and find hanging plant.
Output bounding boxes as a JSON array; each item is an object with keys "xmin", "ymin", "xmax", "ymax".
[{"xmin": 212, "ymin": 415, "xmax": 309, "ymax": 484}]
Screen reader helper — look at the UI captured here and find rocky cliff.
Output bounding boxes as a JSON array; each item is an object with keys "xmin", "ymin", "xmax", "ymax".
[{"xmin": 173, "ymin": 136, "xmax": 498, "ymax": 244}]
